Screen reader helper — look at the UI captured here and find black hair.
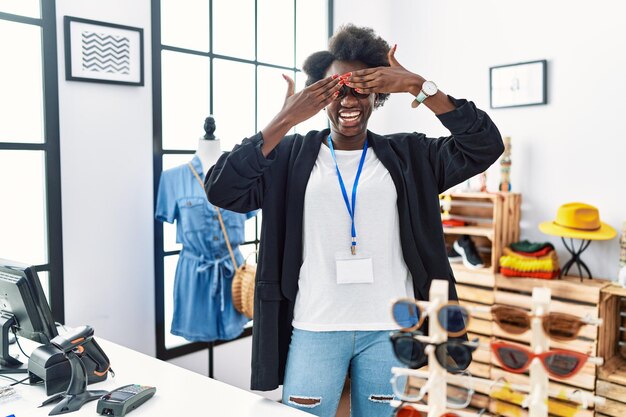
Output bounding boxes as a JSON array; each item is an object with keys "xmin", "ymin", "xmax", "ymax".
[{"xmin": 302, "ymin": 24, "xmax": 391, "ymax": 108}]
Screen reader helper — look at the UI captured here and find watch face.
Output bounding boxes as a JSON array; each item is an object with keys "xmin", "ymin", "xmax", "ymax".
[{"xmin": 422, "ymin": 81, "xmax": 438, "ymax": 96}]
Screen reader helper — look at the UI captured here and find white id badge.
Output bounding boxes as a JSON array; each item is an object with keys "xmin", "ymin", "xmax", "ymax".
[{"xmin": 335, "ymin": 252, "xmax": 374, "ymax": 284}]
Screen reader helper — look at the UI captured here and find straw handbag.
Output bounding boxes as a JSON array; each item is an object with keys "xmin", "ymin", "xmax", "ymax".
[
  {"xmin": 216, "ymin": 207, "xmax": 256, "ymax": 318},
  {"xmin": 188, "ymin": 162, "xmax": 256, "ymax": 319},
  {"xmin": 227, "ymin": 249, "xmax": 256, "ymax": 319}
]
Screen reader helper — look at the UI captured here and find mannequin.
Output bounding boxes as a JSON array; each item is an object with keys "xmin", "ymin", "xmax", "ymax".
[
  {"xmin": 155, "ymin": 115, "xmax": 255, "ymax": 344},
  {"xmin": 196, "ymin": 115, "xmax": 222, "ymax": 174}
]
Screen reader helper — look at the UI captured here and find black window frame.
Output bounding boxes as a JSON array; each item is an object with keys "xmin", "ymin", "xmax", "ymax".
[
  {"xmin": 0, "ymin": 1, "xmax": 65, "ymax": 323},
  {"xmin": 152, "ymin": 0, "xmax": 333, "ymax": 364}
]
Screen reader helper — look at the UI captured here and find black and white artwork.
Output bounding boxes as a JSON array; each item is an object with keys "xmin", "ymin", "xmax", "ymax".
[
  {"xmin": 64, "ymin": 16, "xmax": 144, "ymax": 86},
  {"xmin": 489, "ymin": 60, "xmax": 547, "ymax": 109}
]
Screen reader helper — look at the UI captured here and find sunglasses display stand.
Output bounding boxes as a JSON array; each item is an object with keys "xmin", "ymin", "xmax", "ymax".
[
  {"xmin": 426, "ymin": 279, "xmax": 449, "ymax": 417},
  {"xmin": 528, "ymin": 287, "xmax": 551, "ymax": 417}
]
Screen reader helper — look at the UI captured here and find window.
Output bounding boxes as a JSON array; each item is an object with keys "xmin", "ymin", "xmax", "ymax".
[
  {"xmin": 0, "ymin": 2, "xmax": 64, "ymax": 321},
  {"xmin": 153, "ymin": 0, "xmax": 331, "ymax": 361}
]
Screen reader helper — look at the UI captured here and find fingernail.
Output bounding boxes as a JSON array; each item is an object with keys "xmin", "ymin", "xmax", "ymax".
[
  {"xmin": 333, "ymin": 91, "xmax": 339, "ymax": 98},
  {"xmin": 393, "ymin": 44, "xmax": 397, "ymax": 51},
  {"xmin": 355, "ymin": 88, "xmax": 362, "ymax": 93},
  {"xmin": 282, "ymin": 74, "xmax": 288, "ymax": 80},
  {"xmin": 332, "ymin": 74, "xmax": 339, "ymax": 79},
  {"xmin": 338, "ymin": 79, "xmax": 345, "ymax": 85}
]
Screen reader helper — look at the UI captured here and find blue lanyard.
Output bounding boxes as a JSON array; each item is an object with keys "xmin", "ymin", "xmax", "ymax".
[{"xmin": 327, "ymin": 134, "xmax": 368, "ymax": 255}]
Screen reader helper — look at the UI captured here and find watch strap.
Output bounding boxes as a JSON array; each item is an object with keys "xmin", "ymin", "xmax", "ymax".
[{"xmin": 415, "ymin": 90, "xmax": 429, "ymax": 104}]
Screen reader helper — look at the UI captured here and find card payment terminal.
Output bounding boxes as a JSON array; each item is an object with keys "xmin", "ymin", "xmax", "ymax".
[{"xmin": 96, "ymin": 384, "xmax": 156, "ymax": 416}]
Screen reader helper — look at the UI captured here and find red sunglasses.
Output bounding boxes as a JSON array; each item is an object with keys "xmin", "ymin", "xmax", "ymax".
[
  {"xmin": 491, "ymin": 341, "xmax": 597, "ymax": 379},
  {"xmin": 394, "ymin": 404, "xmax": 460, "ymax": 417}
]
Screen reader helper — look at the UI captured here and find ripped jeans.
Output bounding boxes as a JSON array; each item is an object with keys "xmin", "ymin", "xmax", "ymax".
[{"xmin": 282, "ymin": 329, "xmax": 401, "ymax": 417}]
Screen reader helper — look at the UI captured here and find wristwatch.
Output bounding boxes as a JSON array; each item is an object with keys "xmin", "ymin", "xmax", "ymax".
[{"xmin": 414, "ymin": 80, "xmax": 438, "ymax": 107}]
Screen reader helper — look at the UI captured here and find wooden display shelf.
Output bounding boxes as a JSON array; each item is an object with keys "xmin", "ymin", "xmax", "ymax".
[
  {"xmin": 596, "ymin": 284, "xmax": 626, "ymax": 416},
  {"xmin": 451, "ymin": 263, "xmax": 496, "ymax": 288},
  {"xmin": 495, "ymin": 274, "xmax": 607, "ymax": 305},
  {"xmin": 443, "ymin": 192, "xmax": 521, "ymax": 275},
  {"xmin": 444, "ymin": 225, "xmax": 494, "ymax": 240}
]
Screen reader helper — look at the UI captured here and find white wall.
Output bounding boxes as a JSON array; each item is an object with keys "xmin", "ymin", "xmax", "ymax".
[
  {"xmin": 335, "ymin": 0, "xmax": 626, "ymax": 280},
  {"xmin": 56, "ymin": 0, "xmax": 156, "ymax": 355}
]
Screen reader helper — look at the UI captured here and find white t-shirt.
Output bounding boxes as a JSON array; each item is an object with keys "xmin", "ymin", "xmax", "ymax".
[{"xmin": 292, "ymin": 143, "xmax": 415, "ymax": 331}]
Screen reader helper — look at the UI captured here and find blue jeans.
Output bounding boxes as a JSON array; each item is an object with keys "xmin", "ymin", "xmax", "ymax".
[{"xmin": 282, "ymin": 329, "xmax": 401, "ymax": 417}]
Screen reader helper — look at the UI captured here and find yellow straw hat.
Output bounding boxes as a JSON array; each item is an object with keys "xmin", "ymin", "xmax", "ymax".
[{"xmin": 539, "ymin": 202, "xmax": 616, "ymax": 241}]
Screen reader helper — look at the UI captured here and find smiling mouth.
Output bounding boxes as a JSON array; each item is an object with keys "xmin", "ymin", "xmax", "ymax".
[{"xmin": 339, "ymin": 110, "xmax": 361, "ymax": 125}]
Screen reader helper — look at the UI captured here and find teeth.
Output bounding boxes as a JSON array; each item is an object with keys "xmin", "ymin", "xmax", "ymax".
[{"xmin": 339, "ymin": 111, "xmax": 360, "ymax": 122}]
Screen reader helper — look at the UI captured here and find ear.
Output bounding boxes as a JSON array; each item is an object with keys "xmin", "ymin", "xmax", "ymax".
[{"xmin": 373, "ymin": 93, "xmax": 380, "ymax": 108}]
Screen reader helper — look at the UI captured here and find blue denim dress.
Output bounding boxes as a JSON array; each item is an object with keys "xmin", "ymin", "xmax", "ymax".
[{"xmin": 155, "ymin": 156, "xmax": 254, "ymax": 342}]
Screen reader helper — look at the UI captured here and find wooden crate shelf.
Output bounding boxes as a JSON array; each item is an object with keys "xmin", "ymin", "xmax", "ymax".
[
  {"xmin": 495, "ymin": 274, "xmax": 607, "ymax": 305},
  {"xmin": 452, "ymin": 263, "xmax": 496, "ymax": 288},
  {"xmin": 444, "ymin": 225, "xmax": 495, "ymax": 240},
  {"xmin": 439, "ymin": 192, "xmax": 619, "ymax": 415},
  {"xmin": 596, "ymin": 284, "xmax": 626, "ymax": 417},
  {"xmin": 443, "ymin": 192, "xmax": 521, "ymax": 274}
]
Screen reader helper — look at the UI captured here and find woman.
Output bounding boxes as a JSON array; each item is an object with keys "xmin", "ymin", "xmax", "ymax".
[{"xmin": 206, "ymin": 24, "xmax": 503, "ymax": 417}]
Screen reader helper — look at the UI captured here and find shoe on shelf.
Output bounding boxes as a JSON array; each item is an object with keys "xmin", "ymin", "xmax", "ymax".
[
  {"xmin": 447, "ymin": 246, "xmax": 463, "ymax": 263},
  {"xmin": 453, "ymin": 235, "xmax": 485, "ymax": 270}
]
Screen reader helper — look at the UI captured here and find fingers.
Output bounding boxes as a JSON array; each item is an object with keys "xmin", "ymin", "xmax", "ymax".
[
  {"xmin": 282, "ymin": 74, "xmax": 295, "ymax": 98},
  {"xmin": 344, "ymin": 71, "xmax": 379, "ymax": 93},
  {"xmin": 348, "ymin": 68, "xmax": 378, "ymax": 81},
  {"xmin": 309, "ymin": 73, "xmax": 342, "ymax": 92},
  {"xmin": 308, "ymin": 74, "xmax": 342, "ymax": 102},
  {"xmin": 388, "ymin": 44, "xmax": 401, "ymax": 67}
]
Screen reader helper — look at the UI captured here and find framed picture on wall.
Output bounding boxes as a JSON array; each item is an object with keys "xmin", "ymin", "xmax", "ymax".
[
  {"xmin": 64, "ymin": 16, "xmax": 144, "ymax": 86},
  {"xmin": 489, "ymin": 60, "xmax": 547, "ymax": 108}
]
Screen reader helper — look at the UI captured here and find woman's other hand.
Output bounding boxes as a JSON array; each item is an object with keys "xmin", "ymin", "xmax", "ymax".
[
  {"xmin": 346, "ymin": 45, "xmax": 455, "ymax": 115},
  {"xmin": 345, "ymin": 45, "xmax": 425, "ymax": 97}
]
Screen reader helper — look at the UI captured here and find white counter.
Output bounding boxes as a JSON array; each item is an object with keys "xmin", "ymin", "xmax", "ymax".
[{"xmin": 1, "ymin": 338, "xmax": 307, "ymax": 417}]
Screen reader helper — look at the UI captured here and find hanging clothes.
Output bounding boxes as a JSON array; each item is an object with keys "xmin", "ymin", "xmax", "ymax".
[{"xmin": 155, "ymin": 155, "xmax": 255, "ymax": 342}]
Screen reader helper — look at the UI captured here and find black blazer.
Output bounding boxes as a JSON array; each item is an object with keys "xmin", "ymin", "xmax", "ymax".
[{"xmin": 206, "ymin": 97, "xmax": 503, "ymax": 391}]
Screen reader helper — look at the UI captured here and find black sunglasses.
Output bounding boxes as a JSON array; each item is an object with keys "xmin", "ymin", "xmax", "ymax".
[
  {"xmin": 390, "ymin": 331, "xmax": 477, "ymax": 372},
  {"xmin": 337, "ymin": 84, "xmax": 371, "ymax": 99}
]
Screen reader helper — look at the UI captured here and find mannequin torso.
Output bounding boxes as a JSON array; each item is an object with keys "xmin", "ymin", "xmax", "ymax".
[{"xmin": 195, "ymin": 138, "xmax": 221, "ymax": 175}]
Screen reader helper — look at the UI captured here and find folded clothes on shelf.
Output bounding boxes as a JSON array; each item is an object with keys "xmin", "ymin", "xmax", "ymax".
[
  {"xmin": 500, "ymin": 267, "xmax": 560, "ymax": 279},
  {"xmin": 499, "ymin": 240, "xmax": 560, "ymax": 279},
  {"xmin": 509, "ymin": 240, "xmax": 555, "ymax": 253}
]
